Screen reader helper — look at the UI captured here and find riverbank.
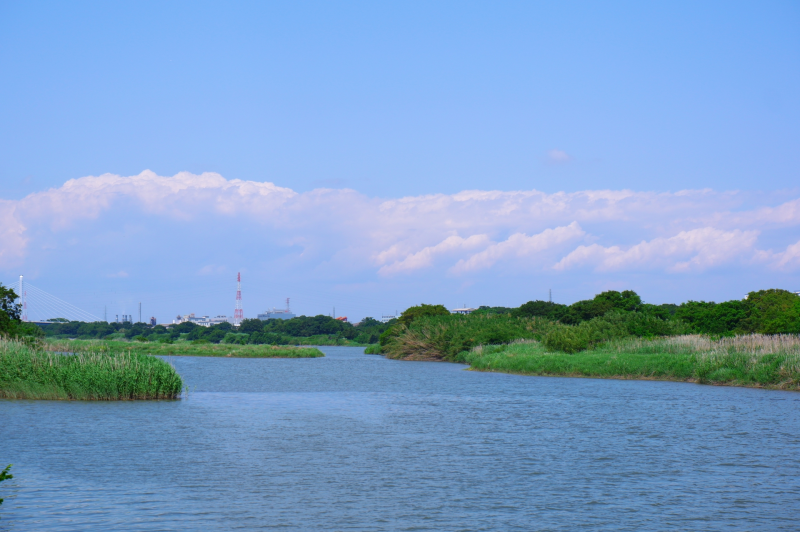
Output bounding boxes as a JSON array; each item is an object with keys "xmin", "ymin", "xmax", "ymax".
[
  {"xmin": 459, "ymin": 335, "xmax": 800, "ymax": 390},
  {"xmin": 0, "ymin": 338, "xmax": 183, "ymax": 400},
  {"xmin": 50, "ymin": 339, "xmax": 324, "ymax": 358}
]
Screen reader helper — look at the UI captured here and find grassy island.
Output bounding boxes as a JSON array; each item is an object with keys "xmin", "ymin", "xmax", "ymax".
[
  {"xmin": 374, "ymin": 290, "xmax": 800, "ymax": 390},
  {"xmin": 460, "ymin": 335, "xmax": 800, "ymax": 390},
  {"xmin": 0, "ymin": 338, "xmax": 183, "ymax": 400},
  {"xmin": 52, "ymin": 339, "xmax": 324, "ymax": 358}
]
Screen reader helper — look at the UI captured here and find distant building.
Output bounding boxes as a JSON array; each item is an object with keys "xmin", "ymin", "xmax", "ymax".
[
  {"xmin": 257, "ymin": 309, "xmax": 296, "ymax": 321},
  {"xmin": 335, "ymin": 316, "xmax": 348, "ymax": 322},
  {"xmin": 150, "ymin": 317, "xmax": 157, "ymax": 326},
  {"xmin": 380, "ymin": 315, "xmax": 397, "ymax": 323},
  {"xmin": 173, "ymin": 313, "xmax": 232, "ymax": 327},
  {"xmin": 451, "ymin": 307, "xmax": 477, "ymax": 315}
]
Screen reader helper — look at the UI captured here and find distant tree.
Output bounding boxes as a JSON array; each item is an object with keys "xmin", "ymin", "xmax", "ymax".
[
  {"xmin": 513, "ymin": 300, "xmax": 569, "ymax": 321},
  {"xmin": 238, "ymin": 318, "xmax": 264, "ymax": 334},
  {"xmin": 0, "ymin": 283, "xmax": 21, "ymax": 335},
  {"xmin": 356, "ymin": 317, "xmax": 382, "ymax": 328},
  {"xmin": 593, "ymin": 290, "xmax": 642, "ymax": 312},
  {"xmin": 398, "ymin": 304, "xmax": 450, "ymax": 326},
  {"xmin": 742, "ymin": 289, "xmax": 800, "ymax": 334},
  {"xmin": 172, "ymin": 321, "xmax": 199, "ymax": 334}
]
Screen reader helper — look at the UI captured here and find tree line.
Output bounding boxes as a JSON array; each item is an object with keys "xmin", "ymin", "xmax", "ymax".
[
  {"xmin": 35, "ymin": 313, "xmax": 394, "ymax": 345},
  {"xmin": 3, "ymin": 282, "xmax": 798, "ymax": 345}
]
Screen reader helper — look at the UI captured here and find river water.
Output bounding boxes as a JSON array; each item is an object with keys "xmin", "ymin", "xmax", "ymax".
[{"xmin": 2, "ymin": 346, "xmax": 800, "ymax": 531}]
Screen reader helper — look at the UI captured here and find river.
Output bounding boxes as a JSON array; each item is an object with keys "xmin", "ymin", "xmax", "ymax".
[{"xmin": 2, "ymin": 346, "xmax": 799, "ymax": 530}]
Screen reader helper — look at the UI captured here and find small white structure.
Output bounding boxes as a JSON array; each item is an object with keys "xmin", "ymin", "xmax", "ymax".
[
  {"xmin": 451, "ymin": 307, "xmax": 477, "ymax": 315},
  {"xmin": 380, "ymin": 315, "xmax": 397, "ymax": 323}
]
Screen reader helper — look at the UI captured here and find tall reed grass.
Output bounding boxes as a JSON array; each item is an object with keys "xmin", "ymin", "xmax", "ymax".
[
  {"xmin": 464, "ymin": 334, "xmax": 800, "ymax": 390},
  {"xmin": 0, "ymin": 338, "xmax": 183, "ymax": 400},
  {"xmin": 54, "ymin": 339, "xmax": 324, "ymax": 358}
]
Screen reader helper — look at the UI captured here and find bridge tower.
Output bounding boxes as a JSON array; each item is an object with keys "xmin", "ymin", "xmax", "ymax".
[
  {"xmin": 234, "ymin": 272, "xmax": 243, "ymax": 326},
  {"xmin": 19, "ymin": 275, "xmax": 27, "ymax": 322}
]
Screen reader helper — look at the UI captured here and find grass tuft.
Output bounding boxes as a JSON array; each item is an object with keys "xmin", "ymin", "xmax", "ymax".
[
  {"xmin": 462, "ymin": 334, "xmax": 800, "ymax": 389},
  {"xmin": 49, "ymin": 339, "xmax": 324, "ymax": 358},
  {"xmin": 0, "ymin": 338, "xmax": 183, "ymax": 400}
]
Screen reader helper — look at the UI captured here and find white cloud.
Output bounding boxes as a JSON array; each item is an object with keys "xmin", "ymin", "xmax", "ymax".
[
  {"xmin": 753, "ymin": 239, "xmax": 800, "ymax": 271},
  {"xmin": 378, "ymin": 234, "xmax": 490, "ymax": 276},
  {"xmin": 554, "ymin": 228, "xmax": 760, "ymax": 272},
  {"xmin": 2, "ymin": 170, "xmax": 800, "ymax": 279},
  {"xmin": 451, "ymin": 222, "xmax": 585, "ymax": 274},
  {"xmin": 0, "ymin": 200, "xmax": 28, "ymax": 269},
  {"xmin": 547, "ymin": 149, "xmax": 571, "ymax": 163}
]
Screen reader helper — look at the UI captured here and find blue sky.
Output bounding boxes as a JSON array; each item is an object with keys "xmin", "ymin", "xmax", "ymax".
[{"xmin": 1, "ymin": 1, "xmax": 798, "ymax": 322}]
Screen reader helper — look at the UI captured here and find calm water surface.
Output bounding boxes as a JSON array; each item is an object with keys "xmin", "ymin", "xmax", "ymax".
[{"xmin": 1, "ymin": 347, "xmax": 799, "ymax": 531}]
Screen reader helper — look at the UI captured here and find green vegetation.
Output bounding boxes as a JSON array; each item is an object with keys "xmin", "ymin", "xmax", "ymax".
[
  {"xmin": 55, "ymin": 339, "xmax": 323, "ymax": 358},
  {"xmin": 0, "ymin": 283, "xmax": 44, "ymax": 340},
  {"xmin": 460, "ymin": 335, "xmax": 800, "ymax": 390},
  {"xmin": 377, "ymin": 289, "xmax": 800, "ymax": 361},
  {"xmin": 0, "ymin": 338, "xmax": 183, "ymax": 400},
  {"xmin": 40, "ymin": 314, "xmax": 394, "ymax": 346},
  {"xmin": 0, "ymin": 465, "xmax": 11, "ymax": 505},
  {"xmin": 381, "ymin": 312, "xmax": 553, "ymax": 360}
]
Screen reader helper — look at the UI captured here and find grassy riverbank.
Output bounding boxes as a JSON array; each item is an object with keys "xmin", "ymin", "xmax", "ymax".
[
  {"xmin": 0, "ymin": 338, "xmax": 183, "ymax": 400},
  {"xmin": 460, "ymin": 335, "xmax": 800, "ymax": 390},
  {"xmin": 53, "ymin": 339, "xmax": 324, "ymax": 358}
]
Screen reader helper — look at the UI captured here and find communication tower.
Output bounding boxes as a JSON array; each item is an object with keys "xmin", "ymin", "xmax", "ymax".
[{"xmin": 234, "ymin": 272, "xmax": 243, "ymax": 326}]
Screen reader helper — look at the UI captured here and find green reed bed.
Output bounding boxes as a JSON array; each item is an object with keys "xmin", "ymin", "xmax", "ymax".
[
  {"xmin": 0, "ymin": 338, "xmax": 183, "ymax": 400},
  {"xmin": 462, "ymin": 334, "xmax": 800, "ymax": 390},
  {"xmin": 55, "ymin": 339, "xmax": 324, "ymax": 358}
]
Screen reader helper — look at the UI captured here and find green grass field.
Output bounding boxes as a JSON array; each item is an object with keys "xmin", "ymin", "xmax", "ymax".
[
  {"xmin": 0, "ymin": 338, "xmax": 183, "ymax": 400},
  {"xmin": 461, "ymin": 335, "xmax": 800, "ymax": 390},
  {"xmin": 52, "ymin": 339, "xmax": 325, "ymax": 358}
]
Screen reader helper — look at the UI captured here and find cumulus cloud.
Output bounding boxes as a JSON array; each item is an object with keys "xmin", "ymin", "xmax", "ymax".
[
  {"xmin": 753, "ymin": 239, "xmax": 800, "ymax": 271},
  {"xmin": 378, "ymin": 234, "xmax": 490, "ymax": 276},
  {"xmin": 554, "ymin": 228, "xmax": 760, "ymax": 272},
  {"xmin": 451, "ymin": 222, "xmax": 585, "ymax": 274},
  {"xmin": 0, "ymin": 200, "xmax": 27, "ymax": 268},
  {"xmin": 1, "ymin": 170, "xmax": 800, "ymax": 278}
]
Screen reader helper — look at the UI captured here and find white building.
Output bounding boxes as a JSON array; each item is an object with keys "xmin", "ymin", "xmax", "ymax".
[
  {"xmin": 173, "ymin": 313, "xmax": 232, "ymax": 327},
  {"xmin": 451, "ymin": 307, "xmax": 477, "ymax": 315},
  {"xmin": 257, "ymin": 309, "xmax": 296, "ymax": 321}
]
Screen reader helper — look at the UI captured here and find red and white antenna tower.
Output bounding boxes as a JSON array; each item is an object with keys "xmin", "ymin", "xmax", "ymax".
[{"xmin": 234, "ymin": 272, "xmax": 243, "ymax": 326}]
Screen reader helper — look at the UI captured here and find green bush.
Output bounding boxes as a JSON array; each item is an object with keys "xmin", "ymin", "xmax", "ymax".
[
  {"xmin": 543, "ymin": 326, "xmax": 590, "ymax": 353},
  {"xmin": 383, "ymin": 313, "xmax": 555, "ymax": 361}
]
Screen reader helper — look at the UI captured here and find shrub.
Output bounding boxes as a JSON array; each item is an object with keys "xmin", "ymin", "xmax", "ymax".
[{"xmin": 543, "ymin": 326, "xmax": 590, "ymax": 353}]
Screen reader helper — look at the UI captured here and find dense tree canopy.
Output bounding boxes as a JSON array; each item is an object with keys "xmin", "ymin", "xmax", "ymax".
[{"xmin": 34, "ymin": 287, "xmax": 800, "ymax": 345}]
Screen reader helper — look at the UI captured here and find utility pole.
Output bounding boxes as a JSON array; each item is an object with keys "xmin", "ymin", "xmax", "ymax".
[
  {"xmin": 549, "ymin": 289, "xmax": 552, "ymax": 303},
  {"xmin": 139, "ymin": 302, "xmax": 142, "ymax": 324}
]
